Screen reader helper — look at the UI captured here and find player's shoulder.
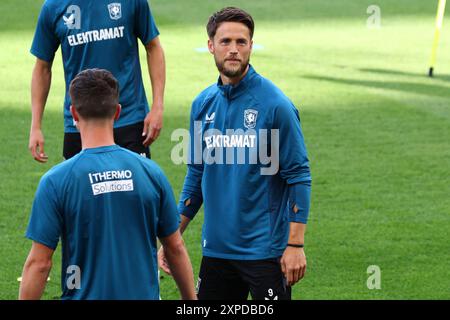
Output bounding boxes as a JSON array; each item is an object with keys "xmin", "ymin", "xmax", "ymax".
[
  {"xmin": 41, "ymin": 0, "xmax": 69, "ymax": 11},
  {"xmin": 131, "ymin": 0, "xmax": 148, "ymax": 10},
  {"xmin": 250, "ymin": 71, "xmax": 296, "ymax": 113},
  {"xmin": 192, "ymin": 83, "xmax": 219, "ymax": 113},
  {"xmin": 136, "ymin": 0, "xmax": 151, "ymax": 6},
  {"xmin": 38, "ymin": 154, "xmax": 82, "ymax": 188}
]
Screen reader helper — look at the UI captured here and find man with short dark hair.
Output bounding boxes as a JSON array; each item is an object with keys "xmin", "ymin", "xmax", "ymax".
[
  {"xmin": 159, "ymin": 7, "xmax": 312, "ymax": 300},
  {"xmin": 29, "ymin": 0, "xmax": 165, "ymax": 162},
  {"xmin": 20, "ymin": 69, "xmax": 196, "ymax": 300}
]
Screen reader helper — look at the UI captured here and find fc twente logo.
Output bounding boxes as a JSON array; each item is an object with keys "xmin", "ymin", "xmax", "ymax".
[
  {"xmin": 244, "ymin": 109, "xmax": 258, "ymax": 129},
  {"xmin": 108, "ymin": 3, "xmax": 122, "ymax": 20}
]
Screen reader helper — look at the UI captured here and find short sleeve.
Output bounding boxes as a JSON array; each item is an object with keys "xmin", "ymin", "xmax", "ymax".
[
  {"xmin": 135, "ymin": 0, "xmax": 160, "ymax": 45},
  {"xmin": 26, "ymin": 175, "xmax": 62, "ymax": 250},
  {"xmin": 30, "ymin": 2, "xmax": 60, "ymax": 62},
  {"xmin": 156, "ymin": 171, "xmax": 180, "ymax": 238}
]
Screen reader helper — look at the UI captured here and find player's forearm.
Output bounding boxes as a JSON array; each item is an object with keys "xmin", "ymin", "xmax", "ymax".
[
  {"xmin": 179, "ymin": 214, "xmax": 191, "ymax": 234},
  {"xmin": 164, "ymin": 240, "xmax": 197, "ymax": 299},
  {"xmin": 288, "ymin": 182, "xmax": 311, "ymax": 223},
  {"xmin": 288, "ymin": 222, "xmax": 306, "ymax": 245},
  {"xmin": 19, "ymin": 260, "xmax": 51, "ymax": 300},
  {"xmin": 146, "ymin": 39, "xmax": 165, "ymax": 108},
  {"xmin": 178, "ymin": 165, "xmax": 204, "ymax": 220},
  {"xmin": 31, "ymin": 61, "xmax": 52, "ymax": 130}
]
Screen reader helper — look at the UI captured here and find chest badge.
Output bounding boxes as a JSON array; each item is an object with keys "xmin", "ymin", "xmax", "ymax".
[
  {"xmin": 108, "ymin": 3, "xmax": 122, "ymax": 20},
  {"xmin": 244, "ymin": 109, "xmax": 258, "ymax": 129}
]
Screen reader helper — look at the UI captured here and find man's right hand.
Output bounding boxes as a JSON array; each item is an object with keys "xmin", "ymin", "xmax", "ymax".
[
  {"xmin": 30, "ymin": 58, "xmax": 52, "ymax": 164},
  {"xmin": 158, "ymin": 246, "xmax": 172, "ymax": 276},
  {"xmin": 29, "ymin": 128, "xmax": 48, "ymax": 163},
  {"xmin": 158, "ymin": 215, "xmax": 192, "ymax": 276}
]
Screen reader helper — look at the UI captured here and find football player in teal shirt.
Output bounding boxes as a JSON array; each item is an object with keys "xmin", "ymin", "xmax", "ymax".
[
  {"xmin": 159, "ymin": 7, "xmax": 312, "ymax": 300},
  {"xmin": 29, "ymin": 0, "xmax": 165, "ymax": 162},
  {"xmin": 20, "ymin": 69, "xmax": 196, "ymax": 300}
]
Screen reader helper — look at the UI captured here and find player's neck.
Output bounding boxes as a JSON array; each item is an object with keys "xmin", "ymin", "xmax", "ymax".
[{"xmin": 78, "ymin": 121, "xmax": 115, "ymax": 150}]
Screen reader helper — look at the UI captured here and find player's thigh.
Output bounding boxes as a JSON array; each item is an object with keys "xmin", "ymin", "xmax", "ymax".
[
  {"xmin": 63, "ymin": 132, "xmax": 82, "ymax": 160},
  {"xmin": 238, "ymin": 258, "xmax": 291, "ymax": 301},
  {"xmin": 114, "ymin": 122, "xmax": 150, "ymax": 158},
  {"xmin": 197, "ymin": 256, "xmax": 249, "ymax": 300}
]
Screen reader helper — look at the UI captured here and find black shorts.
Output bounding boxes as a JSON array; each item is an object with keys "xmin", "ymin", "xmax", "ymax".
[
  {"xmin": 197, "ymin": 256, "xmax": 291, "ymax": 300},
  {"xmin": 63, "ymin": 122, "xmax": 151, "ymax": 159}
]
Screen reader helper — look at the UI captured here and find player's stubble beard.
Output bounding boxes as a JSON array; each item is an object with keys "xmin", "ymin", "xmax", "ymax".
[{"xmin": 215, "ymin": 55, "xmax": 250, "ymax": 79}]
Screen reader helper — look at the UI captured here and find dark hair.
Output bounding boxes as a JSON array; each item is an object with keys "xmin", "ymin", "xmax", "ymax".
[
  {"xmin": 69, "ymin": 68, "xmax": 119, "ymax": 119},
  {"xmin": 207, "ymin": 7, "xmax": 254, "ymax": 39}
]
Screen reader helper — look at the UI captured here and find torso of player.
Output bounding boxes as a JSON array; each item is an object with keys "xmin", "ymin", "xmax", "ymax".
[
  {"xmin": 191, "ymin": 68, "xmax": 290, "ymax": 259},
  {"xmin": 193, "ymin": 69, "xmax": 278, "ymax": 176},
  {"xmin": 37, "ymin": 0, "xmax": 156, "ymax": 131},
  {"xmin": 52, "ymin": 0, "xmax": 137, "ymax": 67},
  {"xmin": 58, "ymin": 146, "xmax": 168, "ymax": 299}
]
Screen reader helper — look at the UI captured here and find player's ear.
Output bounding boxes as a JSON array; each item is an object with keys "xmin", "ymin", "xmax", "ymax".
[
  {"xmin": 208, "ymin": 38, "xmax": 214, "ymax": 54},
  {"xmin": 70, "ymin": 105, "xmax": 79, "ymax": 122},
  {"xmin": 114, "ymin": 104, "xmax": 121, "ymax": 121}
]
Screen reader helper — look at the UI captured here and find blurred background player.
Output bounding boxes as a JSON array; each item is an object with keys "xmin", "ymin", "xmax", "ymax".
[
  {"xmin": 159, "ymin": 7, "xmax": 312, "ymax": 300},
  {"xmin": 20, "ymin": 69, "xmax": 196, "ymax": 300},
  {"xmin": 29, "ymin": 0, "xmax": 165, "ymax": 162}
]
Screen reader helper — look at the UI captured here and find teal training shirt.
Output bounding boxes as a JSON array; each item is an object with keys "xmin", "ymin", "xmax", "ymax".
[
  {"xmin": 30, "ymin": 0, "xmax": 159, "ymax": 132},
  {"xmin": 26, "ymin": 145, "xmax": 179, "ymax": 299},
  {"xmin": 179, "ymin": 65, "xmax": 312, "ymax": 260}
]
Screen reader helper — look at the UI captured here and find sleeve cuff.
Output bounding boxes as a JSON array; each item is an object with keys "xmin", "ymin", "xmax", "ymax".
[
  {"xmin": 25, "ymin": 233, "xmax": 58, "ymax": 250},
  {"xmin": 178, "ymin": 194, "xmax": 202, "ymax": 220},
  {"xmin": 141, "ymin": 31, "xmax": 160, "ymax": 46},
  {"xmin": 30, "ymin": 48, "xmax": 55, "ymax": 63},
  {"xmin": 288, "ymin": 182, "xmax": 311, "ymax": 224},
  {"xmin": 157, "ymin": 222, "xmax": 180, "ymax": 239}
]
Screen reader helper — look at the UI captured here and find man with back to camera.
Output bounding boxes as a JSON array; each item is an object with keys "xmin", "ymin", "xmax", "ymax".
[
  {"xmin": 29, "ymin": 0, "xmax": 165, "ymax": 162},
  {"xmin": 159, "ymin": 7, "xmax": 312, "ymax": 300},
  {"xmin": 19, "ymin": 69, "xmax": 196, "ymax": 300}
]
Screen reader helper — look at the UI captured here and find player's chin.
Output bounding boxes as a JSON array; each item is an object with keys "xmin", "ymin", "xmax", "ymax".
[
  {"xmin": 223, "ymin": 66, "xmax": 243, "ymax": 78},
  {"xmin": 225, "ymin": 60, "xmax": 241, "ymax": 68}
]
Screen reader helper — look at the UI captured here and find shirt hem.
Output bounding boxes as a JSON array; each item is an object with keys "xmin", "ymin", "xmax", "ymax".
[{"xmin": 202, "ymin": 249, "xmax": 283, "ymax": 261}]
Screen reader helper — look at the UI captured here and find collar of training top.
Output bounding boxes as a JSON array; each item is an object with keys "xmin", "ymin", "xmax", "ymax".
[{"xmin": 216, "ymin": 64, "xmax": 256, "ymax": 100}]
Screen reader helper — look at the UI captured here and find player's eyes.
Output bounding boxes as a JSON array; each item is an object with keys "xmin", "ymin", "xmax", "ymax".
[{"xmin": 219, "ymin": 39, "xmax": 247, "ymax": 46}]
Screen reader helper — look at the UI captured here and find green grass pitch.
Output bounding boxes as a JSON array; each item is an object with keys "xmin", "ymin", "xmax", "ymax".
[{"xmin": 0, "ymin": 0, "xmax": 449, "ymax": 299}]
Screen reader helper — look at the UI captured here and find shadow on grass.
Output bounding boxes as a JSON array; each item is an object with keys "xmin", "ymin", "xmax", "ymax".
[
  {"xmin": 1, "ymin": 100, "xmax": 449, "ymax": 299},
  {"xmin": 0, "ymin": 105, "xmax": 191, "ymax": 189},
  {"xmin": 303, "ymin": 74, "xmax": 450, "ymax": 99},
  {"xmin": 0, "ymin": 0, "xmax": 439, "ymax": 31},
  {"xmin": 358, "ymin": 68, "xmax": 450, "ymax": 82}
]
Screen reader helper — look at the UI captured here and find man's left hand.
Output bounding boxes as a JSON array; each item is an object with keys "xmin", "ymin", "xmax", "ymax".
[{"xmin": 280, "ymin": 246, "xmax": 307, "ymax": 286}]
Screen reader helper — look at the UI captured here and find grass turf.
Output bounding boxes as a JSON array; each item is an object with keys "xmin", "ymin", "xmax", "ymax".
[{"xmin": 0, "ymin": 0, "xmax": 449, "ymax": 299}]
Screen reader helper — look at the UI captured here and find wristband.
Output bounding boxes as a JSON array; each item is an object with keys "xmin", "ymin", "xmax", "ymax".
[{"xmin": 287, "ymin": 243, "xmax": 304, "ymax": 248}]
